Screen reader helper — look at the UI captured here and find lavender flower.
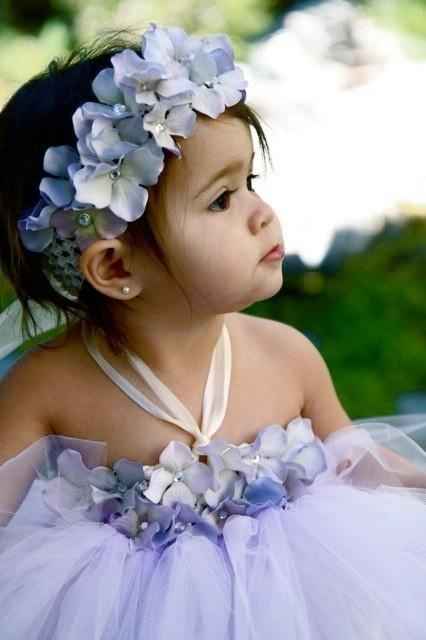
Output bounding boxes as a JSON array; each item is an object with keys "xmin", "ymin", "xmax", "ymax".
[
  {"xmin": 143, "ymin": 441, "xmax": 214, "ymax": 508},
  {"xmin": 72, "ymin": 138, "xmax": 164, "ymax": 221},
  {"xmin": 143, "ymin": 98, "xmax": 196, "ymax": 155},
  {"xmin": 50, "ymin": 206, "xmax": 128, "ymax": 252},
  {"xmin": 141, "ymin": 23, "xmax": 202, "ymax": 73},
  {"xmin": 188, "ymin": 46, "xmax": 247, "ymax": 118},
  {"xmin": 111, "ymin": 48, "xmax": 193, "ymax": 106}
]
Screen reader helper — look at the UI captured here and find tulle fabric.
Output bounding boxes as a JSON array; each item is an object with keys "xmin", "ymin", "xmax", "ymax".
[{"xmin": 1, "ymin": 415, "xmax": 426, "ymax": 639}]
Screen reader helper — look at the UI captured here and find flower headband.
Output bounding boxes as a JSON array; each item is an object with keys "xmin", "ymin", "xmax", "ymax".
[{"xmin": 17, "ymin": 23, "xmax": 247, "ymax": 300}]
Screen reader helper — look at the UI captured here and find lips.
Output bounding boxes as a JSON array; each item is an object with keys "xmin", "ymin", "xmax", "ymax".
[{"xmin": 262, "ymin": 243, "xmax": 284, "ymax": 260}]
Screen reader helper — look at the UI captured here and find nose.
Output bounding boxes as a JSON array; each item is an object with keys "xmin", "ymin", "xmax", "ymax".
[{"xmin": 248, "ymin": 197, "xmax": 276, "ymax": 234}]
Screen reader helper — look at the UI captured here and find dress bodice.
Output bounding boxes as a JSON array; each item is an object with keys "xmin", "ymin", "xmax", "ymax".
[{"xmin": 81, "ymin": 320, "xmax": 234, "ymax": 448}]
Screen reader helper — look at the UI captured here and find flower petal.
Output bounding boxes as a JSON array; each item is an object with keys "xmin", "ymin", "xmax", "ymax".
[
  {"xmin": 243, "ymin": 477, "xmax": 286, "ymax": 506},
  {"xmin": 113, "ymin": 458, "xmax": 145, "ymax": 488},
  {"xmin": 165, "ymin": 104, "xmax": 196, "ymax": 138},
  {"xmin": 204, "ymin": 468, "xmax": 239, "ymax": 508},
  {"xmin": 162, "ymin": 481, "xmax": 196, "ymax": 508},
  {"xmin": 142, "ymin": 23, "xmax": 175, "ymax": 65},
  {"xmin": 182, "ymin": 462, "xmax": 214, "ymax": 494},
  {"xmin": 109, "ymin": 177, "xmax": 148, "ymax": 222},
  {"xmin": 121, "ymin": 140, "xmax": 164, "ymax": 186},
  {"xmin": 156, "ymin": 76, "xmax": 194, "ymax": 99},
  {"xmin": 190, "ymin": 50, "xmax": 217, "ymax": 84},
  {"xmin": 89, "ymin": 118, "xmax": 136, "ymax": 162},
  {"xmin": 93, "ymin": 208, "xmax": 128, "ymax": 239},
  {"xmin": 73, "ymin": 167, "xmax": 113, "ymax": 209},
  {"xmin": 109, "ymin": 509, "xmax": 140, "ymax": 538},
  {"xmin": 39, "ymin": 177, "xmax": 74, "ymax": 208},
  {"xmin": 92, "ymin": 68, "xmax": 124, "ymax": 105},
  {"xmin": 288, "ymin": 442, "xmax": 328, "ymax": 483},
  {"xmin": 88, "ymin": 466, "xmax": 117, "ymax": 491},
  {"xmin": 50, "ymin": 209, "xmax": 78, "ymax": 238},
  {"xmin": 143, "ymin": 467, "xmax": 174, "ymax": 503},
  {"xmin": 159, "ymin": 440, "xmax": 195, "ymax": 473},
  {"xmin": 43, "ymin": 146, "xmax": 79, "ymax": 178},
  {"xmin": 17, "ymin": 224, "xmax": 53, "ymax": 252},
  {"xmin": 191, "ymin": 85, "xmax": 225, "ymax": 118},
  {"xmin": 117, "ymin": 116, "xmax": 149, "ymax": 146},
  {"xmin": 286, "ymin": 417, "xmax": 315, "ymax": 449},
  {"xmin": 257, "ymin": 425, "xmax": 288, "ymax": 458}
]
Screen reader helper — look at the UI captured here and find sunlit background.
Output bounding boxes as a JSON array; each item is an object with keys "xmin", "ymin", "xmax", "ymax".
[{"xmin": 0, "ymin": 0, "xmax": 425, "ymax": 422}]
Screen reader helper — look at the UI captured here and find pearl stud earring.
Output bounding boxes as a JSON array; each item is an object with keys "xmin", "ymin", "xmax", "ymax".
[{"xmin": 121, "ymin": 286, "xmax": 130, "ymax": 295}]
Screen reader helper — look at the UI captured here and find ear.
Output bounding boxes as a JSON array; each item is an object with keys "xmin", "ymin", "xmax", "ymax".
[{"xmin": 79, "ymin": 238, "xmax": 144, "ymax": 300}]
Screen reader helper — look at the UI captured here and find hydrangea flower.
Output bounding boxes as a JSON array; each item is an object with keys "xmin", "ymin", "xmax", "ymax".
[
  {"xmin": 212, "ymin": 476, "xmax": 288, "ymax": 522},
  {"xmin": 72, "ymin": 104, "xmax": 135, "ymax": 167},
  {"xmin": 188, "ymin": 47, "xmax": 247, "ymax": 118},
  {"xmin": 111, "ymin": 48, "xmax": 193, "ymax": 106},
  {"xmin": 141, "ymin": 23, "xmax": 202, "ymax": 73},
  {"xmin": 133, "ymin": 499, "xmax": 219, "ymax": 551},
  {"xmin": 38, "ymin": 145, "xmax": 80, "ymax": 208},
  {"xmin": 41, "ymin": 449, "xmax": 147, "ymax": 515},
  {"xmin": 72, "ymin": 138, "xmax": 164, "ymax": 221},
  {"xmin": 142, "ymin": 97, "xmax": 196, "ymax": 155},
  {"xmin": 17, "ymin": 200, "xmax": 58, "ymax": 252},
  {"xmin": 143, "ymin": 440, "xmax": 214, "ymax": 508},
  {"xmin": 49, "ymin": 206, "xmax": 128, "ymax": 252}
]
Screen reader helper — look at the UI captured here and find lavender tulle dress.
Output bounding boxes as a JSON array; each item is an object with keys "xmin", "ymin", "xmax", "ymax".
[{"xmin": 1, "ymin": 322, "xmax": 426, "ymax": 639}]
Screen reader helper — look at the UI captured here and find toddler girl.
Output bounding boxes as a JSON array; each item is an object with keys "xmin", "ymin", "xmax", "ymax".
[{"xmin": 0, "ymin": 23, "xmax": 426, "ymax": 640}]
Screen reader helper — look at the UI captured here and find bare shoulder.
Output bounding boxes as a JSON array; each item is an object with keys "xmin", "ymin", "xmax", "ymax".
[
  {"xmin": 0, "ymin": 323, "xmax": 83, "ymax": 425},
  {"xmin": 234, "ymin": 312, "xmax": 305, "ymax": 360},
  {"xmin": 0, "ymin": 342, "xmax": 59, "ymax": 464},
  {"xmin": 234, "ymin": 312, "xmax": 352, "ymax": 440}
]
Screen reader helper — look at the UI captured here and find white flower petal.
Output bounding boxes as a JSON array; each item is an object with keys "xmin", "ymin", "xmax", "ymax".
[
  {"xmin": 159, "ymin": 441, "xmax": 196, "ymax": 473},
  {"xmin": 162, "ymin": 481, "xmax": 196, "ymax": 508},
  {"xmin": 73, "ymin": 168, "xmax": 112, "ymax": 209},
  {"xmin": 143, "ymin": 467, "xmax": 174, "ymax": 504}
]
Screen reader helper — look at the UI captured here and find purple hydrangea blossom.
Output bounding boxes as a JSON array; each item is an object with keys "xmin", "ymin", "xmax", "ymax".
[
  {"xmin": 17, "ymin": 200, "xmax": 57, "ymax": 252},
  {"xmin": 142, "ymin": 98, "xmax": 196, "ymax": 155},
  {"xmin": 212, "ymin": 476, "xmax": 288, "ymax": 522},
  {"xmin": 49, "ymin": 206, "xmax": 128, "ymax": 252},
  {"xmin": 111, "ymin": 48, "xmax": 193, "ymax": 107},
  {"xmin": 141, "ymin": 23, "xmax": 202, "ymax": 74},
  {"xmin": 143, "ymin": 440, "xmax": 214, "ymax": 508},
  {"xmin": 72, "ymin": 138, "xmax": 164, "ymax": 222},
  {"xmin": 39, "ymin": 145, "xmax": 80, "ymax": 208},
  {"xmin": 188, "ymin": 47, "xmax": 247, "ymax": 118}
]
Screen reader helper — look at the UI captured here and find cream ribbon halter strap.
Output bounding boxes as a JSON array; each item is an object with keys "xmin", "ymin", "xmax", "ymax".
[{"xmin": 81, "ymin": 322, "xmax": 232, "ymax": 448}]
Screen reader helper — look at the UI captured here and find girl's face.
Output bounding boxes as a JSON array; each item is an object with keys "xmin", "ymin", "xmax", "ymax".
[{"xmin": 144, "ymin": 113, "xmax": 284, "ymax": 315}]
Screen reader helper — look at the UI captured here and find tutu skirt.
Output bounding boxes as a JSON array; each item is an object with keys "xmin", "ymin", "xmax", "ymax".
[{"xmin": 1, "ymin": 414, "xmax": 426, "ymax": 639}]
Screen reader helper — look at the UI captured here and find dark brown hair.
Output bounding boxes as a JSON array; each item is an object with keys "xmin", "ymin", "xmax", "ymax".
[{"xmin": 0, "ymin": 30, "xmax": 271, "ymax": 356}]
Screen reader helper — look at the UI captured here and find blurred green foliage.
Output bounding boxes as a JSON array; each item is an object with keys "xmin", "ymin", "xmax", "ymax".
[
  {"xmin": 363, "ymin": 0, "xmax": 426, "ymax": 56},
  {"xmin": 0, "ymin": 0, "xmax": 279, "ymax": 105},
  {"xmin": 247, "ymin": 216, "xmax": 426, "ymax": 419}
]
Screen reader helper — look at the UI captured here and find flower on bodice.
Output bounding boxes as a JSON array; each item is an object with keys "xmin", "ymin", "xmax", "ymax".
[{"xmin": 39, "ymin": 418, "xmax": 327, "ymax": 549}]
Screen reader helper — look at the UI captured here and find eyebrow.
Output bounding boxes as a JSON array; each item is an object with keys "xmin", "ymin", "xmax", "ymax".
[{"xmin": 194, "ymin": 151, "xmax": 255, "ymax": 200}]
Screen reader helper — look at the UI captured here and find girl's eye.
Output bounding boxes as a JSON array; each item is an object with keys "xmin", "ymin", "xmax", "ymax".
[
  {"xmin": 247, "ymin": 173, "xmax": 259, "ymax": 192},
  {"xmin": 208, "ymin": 190, "xmax": 233, "ymax": 213},
  {"xmin": 207, "ymin": 174, "xmax": 260, "ymax": 213}
]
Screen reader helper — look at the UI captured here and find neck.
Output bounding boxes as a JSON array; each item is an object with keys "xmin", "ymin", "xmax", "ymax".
[{"xmin": 95, "ymin": 307, "xmax": 230, "ymax": 384}]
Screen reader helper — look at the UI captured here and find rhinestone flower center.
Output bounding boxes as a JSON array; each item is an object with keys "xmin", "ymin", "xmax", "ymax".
[
  {"xmin": 109, "ymin": 168, "xmax": 121, "ymax": 180},
  {"xmin": 113, "ymin": 103, "xmax": 127, "ymax": 115},
  {"xmin": 77, "ymin": 212, "xmax": 92, "ymax": 227}
]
